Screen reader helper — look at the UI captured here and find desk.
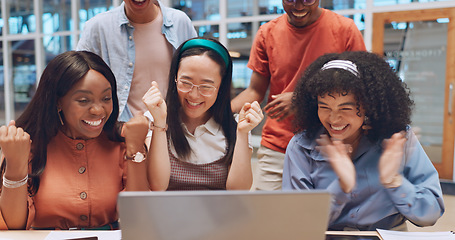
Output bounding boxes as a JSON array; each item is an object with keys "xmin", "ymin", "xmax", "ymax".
[{"xmin": 0, "ymin": 230, "xmax": 382, "ymax": 240}]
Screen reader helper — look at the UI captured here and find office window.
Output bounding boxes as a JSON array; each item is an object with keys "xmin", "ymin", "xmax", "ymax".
[
  {"xmin": 0, "ymin": 61, "xmax": 4, "ymax": 123},
  {"xmin": 42, "ymin": 0, "xmax": 72, "ymax": 33},
  {"xmin": 321, "ymin": 0, "xmax": 366, "ymax": 10},
  {"xmin": 374, "ymin": 0, "xmax": 452, "ymax": 6},
  {"xmin": 44, "ymin": 35, "xmax": 75, "ymax": 62},
  {"xmin": 172, "ymin": 0, "xmax": 220, "ymax": 21},
  {"xmin": 196, "ymin": 25, "xmax": 220, "ymax": 39},
  {"xmin": 79, "ymin": 0, "xmax": 114, "ymax": 30},
  {"xmin": 0, "ymin": 3, "xmax": 3, "ymax": 36},
  {"xmin": 344, "ymin": 13, "xmax": 365, "ymax": 31},
  {"xmin": 7, "ymin": 0, "xmax": 36, "ymax": 34},
  {"xmin": 257, "ymin": 0, "xmax": 285, "ymax": 14},
  {"xmin": 11, "ymin": 39, "xmax": 36, "ymax": 119}
]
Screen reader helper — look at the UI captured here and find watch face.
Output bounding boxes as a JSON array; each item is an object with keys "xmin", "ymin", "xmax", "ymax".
[{"xmin": 132, "ymin": 152, "xmax": 145, "ymax": 163}]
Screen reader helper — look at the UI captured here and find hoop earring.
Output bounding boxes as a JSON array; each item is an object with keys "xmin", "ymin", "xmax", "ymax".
[
  {"xmin": 362, "ymin": 116, "xmax": 372, "ymax": 131},
  {"xmin": 58, "ymin": 109, "xmax": 64, "ymax": 126}
]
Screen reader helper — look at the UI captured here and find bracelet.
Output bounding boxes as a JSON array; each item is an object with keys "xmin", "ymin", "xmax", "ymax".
[
  {"xmin": 149, "ymin": 121, "xmax": 168, "ymax": 132},
  {"xmin": 3, "ymin": 174, "xmax": 28, "ymax": 188},
  {"xmin": 382, "ymin": 174, "xmax": 402, "ymax": 189}
]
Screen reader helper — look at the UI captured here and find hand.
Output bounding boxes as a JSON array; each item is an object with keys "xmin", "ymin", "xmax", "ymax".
[
  {"xmin": 264, "ymin": 92, "xmax": 294, "ymax": 122},
  {"xmin": 237, "ymin": 101, "xmax": 264, "ymax": 134},
  {"xmin": 378, "ymin": 132, "xmax": 406, "ymax": 186},
  {"xmin": 0, "ymin": 120, "xmax": 31, "ymax": 174},
  {"xmin": 316, "ymin": 134, "xmax": 356, "ymax": 193},
  {"xmin": 122, "ymin": 115, "xmax": 149, "ymax": 157},
  {"xmin": 142, "ymin": 81, "xmax": 167, "ymax": 126}
]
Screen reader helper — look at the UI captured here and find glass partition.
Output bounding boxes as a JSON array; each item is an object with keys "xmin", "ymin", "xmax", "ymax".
[{"xmin": 383, "ymin": 20, "xmax": 448, "ymax": 164}]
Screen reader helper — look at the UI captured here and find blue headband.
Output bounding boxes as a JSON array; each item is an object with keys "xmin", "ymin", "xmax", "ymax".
[{"xmin": 180, "ymin": 39, "xmax": 230, "ymax": 68}]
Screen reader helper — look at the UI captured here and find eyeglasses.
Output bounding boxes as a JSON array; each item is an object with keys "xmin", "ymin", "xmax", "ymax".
[
  {"xmin": 283, "ymin": 0, "xmax": 317, "ymax": 6},
  {"xmin": 175, "ymin": 79, "xmax": 217, "ymax": 97}
]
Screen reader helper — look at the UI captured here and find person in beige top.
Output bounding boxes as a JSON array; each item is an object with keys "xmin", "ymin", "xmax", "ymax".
[{"xmin": 77, "ymin": 0, "xmax": 197, "ymax": 122}]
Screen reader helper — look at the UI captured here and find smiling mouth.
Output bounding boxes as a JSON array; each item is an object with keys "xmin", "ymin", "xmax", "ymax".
[
  {"xmin": 292, "ymin": 11, "xmax": 309, "ymax": 18},
  {"xmin": 331, "ymin": 125, "xmax": 347, "ymax": 131},
  {"xmin": 187, "ymin": 100, "xmax": 202, "ymax": 107},
  {"xmin": 83, "ymin": 118, "xmax": 104, "ymax": 127},
  {"xmin": 132, "ymin": 0, "xmax": 145, "ymax": 2}
]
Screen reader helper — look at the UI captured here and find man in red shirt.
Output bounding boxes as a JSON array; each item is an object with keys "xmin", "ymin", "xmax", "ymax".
[{"xmin": 231, "ymin": 0, "xmax": 366, "ymax": 190}]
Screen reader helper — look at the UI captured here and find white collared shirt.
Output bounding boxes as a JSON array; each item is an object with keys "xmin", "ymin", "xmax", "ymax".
[{"xmin": 145, "ymin": 112, "xmax": 251, "ymax": 164}]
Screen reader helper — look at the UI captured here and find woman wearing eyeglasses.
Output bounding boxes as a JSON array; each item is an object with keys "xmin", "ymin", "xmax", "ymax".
[{"xmin": 142, "ymin": 37, "xmax": 264, "ymax": 191}]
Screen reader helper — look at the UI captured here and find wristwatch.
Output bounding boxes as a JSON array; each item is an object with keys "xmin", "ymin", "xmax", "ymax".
[{"xmin": 125, "ymin": 152, "xmax": 146, "ymax": 163}]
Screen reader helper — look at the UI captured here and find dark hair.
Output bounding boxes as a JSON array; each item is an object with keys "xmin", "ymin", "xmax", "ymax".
[
  {"xmin": 166, "ymin": 37, "xmax": 236, "ymax": 163},
  {"xmin": 292, "ymin": 51, "xmax": 414, "ymax": 142},
  {"xmin": 5, "ymin": 51, "xmax": 122, "ymax": 195}
]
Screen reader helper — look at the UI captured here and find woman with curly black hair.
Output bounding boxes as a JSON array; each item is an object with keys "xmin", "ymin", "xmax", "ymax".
[{"xmin": 282, "ymin": 51, "xmax": 444, "ymax": 231}]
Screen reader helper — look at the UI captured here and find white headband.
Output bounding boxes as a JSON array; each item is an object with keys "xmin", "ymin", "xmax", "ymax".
[{"xmin": 320, "ymin": 60, "xmax": 360, "ymax": 78}]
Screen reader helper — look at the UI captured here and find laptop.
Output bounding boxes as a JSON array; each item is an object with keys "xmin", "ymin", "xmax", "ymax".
[{"xmin": 118, "ymin": 190, "xmax": 331, "ymax": 240}]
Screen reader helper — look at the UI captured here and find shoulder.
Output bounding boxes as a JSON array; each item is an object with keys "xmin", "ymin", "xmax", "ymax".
[
  {"xmin": 85, "ymin": 5, "xmax": 122, "ymax": 25},
  {"xmin": 253, "ymin": 15, "xmax": 287, "ymax": 44},
  {"xmin": 288, "ymin": 131, "xmax": 316, "ymax": 151},
  {"xmin": 82, "ymin": 7, "xmax": 124, "ymax": 34},
  {"xmin": 258, "ymin": 15, "xmax": 287, "ymax": 33}
]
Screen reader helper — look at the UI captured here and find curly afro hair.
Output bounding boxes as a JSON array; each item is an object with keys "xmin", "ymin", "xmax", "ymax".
[{"xmin": 292, "ymin": 51, "xmax": 414, "ymax": 142}]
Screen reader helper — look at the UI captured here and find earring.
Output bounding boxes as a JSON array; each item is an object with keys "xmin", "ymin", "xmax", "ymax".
[
  {"xmin": 58, "ymin": 109, "xmax": 64, "ymax": 126},
  {"xmin": 362, "ymin": 116, "xmax": 372, "ymax": 131}
]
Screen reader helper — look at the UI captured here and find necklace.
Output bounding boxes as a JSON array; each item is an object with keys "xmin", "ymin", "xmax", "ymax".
[{"xmin": 346, "ymin": 133, "xmax": 363, "ymax": 156}]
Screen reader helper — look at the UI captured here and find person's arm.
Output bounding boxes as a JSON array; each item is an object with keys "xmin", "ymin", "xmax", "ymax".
[
  {"xmin": 345, "ymin": 21, "xmax": 367, "ymax": 51},
  {"xmin": 263, "ymin": 92, "xmax": 295, "ymax": 122},
  {"xmin": 226, "ymin": 101, "xmax": 263, "ymax": 190},
  {"xmin": 76, "ymin": 19, "xmax": 96, "ymax": 52},
  {"xmin": 142, "ymin": 82, "xmax": 170, "ymax": 191},
  {"xmin": 282, "ymin": 133, "xmax": 353, "ymax": 224},
  {"xmin": 316, "ymin": 135, "xmax": 356, "ymax": 193},
  {"xmin": 231, "ymin": 71, "xmax": 270, "ymax": 113},
  {"xmin": 380, "ymin": 130, "xmax": 445, "ymax": 227},
  {"xmin": 123, "ymin": 115, "xmax": 150, "ymax": 191},
  {"xmin": 0, "ymin": 121, "xmax": 30, "ymax": 229}
]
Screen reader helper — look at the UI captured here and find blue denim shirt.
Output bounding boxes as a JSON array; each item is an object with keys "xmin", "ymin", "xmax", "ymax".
[
  {"xmin": 76, "ymin": 1, "xmax": 197, "ymax": 122},
  {"xmin": 282, "ymin": 127, "xmax": 445, "ymax": 230}
]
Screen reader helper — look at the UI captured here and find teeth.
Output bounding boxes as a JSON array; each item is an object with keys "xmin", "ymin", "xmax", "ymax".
[
  {"xmin": 331, "ymin": 125, "xmax": 346, "ymax": 131},
  {"xmin": 84, "ymin": 119, "xmax": 103, "ymax": 126},
  {"xmin": 188, "ymin": 101, "xmax": 200, "ymax": 106},
  {"xmin": 134, "ymin": 0, "xmax": 145, "ymax": 2},
  {"xmin": 293, "ymin": 12, "xmax": 308, "ymax": 18}
]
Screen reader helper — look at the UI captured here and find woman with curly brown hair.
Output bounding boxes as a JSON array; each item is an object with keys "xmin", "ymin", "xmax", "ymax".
[{"xmin": 282, "ymin": 51, "xmax": 444, "ymax": 231}]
